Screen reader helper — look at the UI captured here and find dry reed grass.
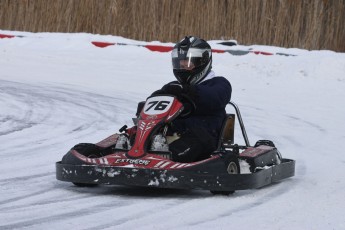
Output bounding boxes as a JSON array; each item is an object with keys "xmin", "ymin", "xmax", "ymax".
[{"xmin": 0, "ymin": 0, "xmax": 344, "ymax": 51}]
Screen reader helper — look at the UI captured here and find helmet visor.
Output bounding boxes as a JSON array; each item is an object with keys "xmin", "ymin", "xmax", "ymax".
[{"xmin": 172, "ymin": 47, "xmax": 211, "ymax": 71}]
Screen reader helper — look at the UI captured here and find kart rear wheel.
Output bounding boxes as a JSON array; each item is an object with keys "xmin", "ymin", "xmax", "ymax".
[
  {"xmin": 73, "ymin": 182, "xmax": 98, "ymax": 187},
  {"xmin": 227, "ymin": 161, "xmax": 239, "ymax": 174},
  {"xmin": 210, "ymin": 159, "xmax": 239, "ymax": 196},
  {"xmin": 210, "ymin": 190, "xmax": 235, "ymax": 195}
]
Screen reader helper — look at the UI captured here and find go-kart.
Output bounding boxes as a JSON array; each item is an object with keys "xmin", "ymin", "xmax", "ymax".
[{"xmin": 56, "ymin": 95, "xmax": 295, "ymax": 195}]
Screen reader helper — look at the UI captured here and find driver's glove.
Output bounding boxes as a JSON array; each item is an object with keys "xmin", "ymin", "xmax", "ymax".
[
  {"xmin": 164, "ymin": 83, "xmax": 183, "ymax": 97},
  {"xmin": 164, "ymin": 83, "xmax": 198, "ymax": 101},
  {"xmin": 181, "ymin": 84, "xmax": 197, "ymax": 102},
  {"xmin": 164, "ymin": 84, "xmax": 197, "ymax": 117}
]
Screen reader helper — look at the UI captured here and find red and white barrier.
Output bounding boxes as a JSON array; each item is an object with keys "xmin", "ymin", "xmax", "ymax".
[{"xmin": 1, "ymin": 33, "xmax": 295, "ymax": 56}]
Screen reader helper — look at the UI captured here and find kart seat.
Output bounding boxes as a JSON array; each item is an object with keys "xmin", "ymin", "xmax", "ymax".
[{"xmin": 217, "ymin": 114, "xmax": 235, "ymax": 150}]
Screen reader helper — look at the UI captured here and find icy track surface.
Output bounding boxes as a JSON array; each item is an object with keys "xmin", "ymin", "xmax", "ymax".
[{"xmin": 1, "ymin": 31, "xmax": 345, "ymax": 229}]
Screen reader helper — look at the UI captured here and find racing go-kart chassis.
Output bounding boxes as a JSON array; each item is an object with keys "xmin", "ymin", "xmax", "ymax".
[{"xmin": 56, "ymin": 96, "xmax": 295, "ymax": 195}]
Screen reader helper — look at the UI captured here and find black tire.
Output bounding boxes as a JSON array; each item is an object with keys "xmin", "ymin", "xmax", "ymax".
[
  {"xmin": 210, "ymin": 159, "xmax": 240, "ymax": 196},
  {"xmin": 73, "ymin": 143, "xmax": 103, "ymax": 158},
  {"xmin": 226, "ymin": 160, "xmax": 240, "ymax": 174},
  {"xmin": 73, "ymin": 182, "xmax": 98, "ymax": 187},
  {"xmin": 254, "ymin": 140, "xmax": 275, "ymax": 147},
  {"xmin": 210, "ymin": 190, "xmax": 235, "ymax": 195}
]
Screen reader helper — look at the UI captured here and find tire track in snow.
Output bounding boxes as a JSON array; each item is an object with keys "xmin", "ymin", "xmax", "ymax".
[
  {"xmin": 0, "ymin": 200, "xmax": 128, "ymax": 230},
  {"xmin": 0, "ymin": 192, "xmax": 183, "ymax": 230},
  {"xmin": 0, "ymin": 82, "xmax": 40, "ymax": 136},
  {"xmin": 237, "ymin": 104, "xmax": 327, "ymax": 154},
  {"xmin": 0, "ymin": 172, "xmax": 52, "ymax": 184},
  {"xmin": 187, "ymin": 180, "xmax": 298, "ymax": 228},
  {"xmin": 0, "ymin": 186, "xmax": 56, "ymax": 207},
  {"xmin": 0, "ymin": 80, "xmax": 141, "ymax": 229},
  {"xmin": 0, "ymin": 80, "xmax": 135, "ymax": 148},
  {"xmin": 0, "ymin": 184, "xmax": 110, "ymax": 213},
  {"xmin": 0, "ymin": 79, "xmax": 136, "ymax": 172}
]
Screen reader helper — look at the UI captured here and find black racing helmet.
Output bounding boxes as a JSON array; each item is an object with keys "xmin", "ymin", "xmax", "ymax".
[{"xmin": 172, "ymin": 36, "xmax": 212, "ymax": 85}]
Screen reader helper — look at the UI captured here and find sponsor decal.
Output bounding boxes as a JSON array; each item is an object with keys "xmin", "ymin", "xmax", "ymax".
[
  {"xmin": 115, "ymin": 158, "xmax": 151, "ymax": 165},
  {"xmin": 146, "ymin": 115, "xmax": 158, "ymax": 120}
]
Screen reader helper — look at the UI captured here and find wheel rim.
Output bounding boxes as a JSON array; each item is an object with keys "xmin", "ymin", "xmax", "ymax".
[{"xmin": 227, "ymin": 161, "xmax": 238, "ymax": 174}]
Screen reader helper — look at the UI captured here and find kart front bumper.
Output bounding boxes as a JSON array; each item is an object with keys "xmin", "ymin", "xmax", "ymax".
[{"xmin": 56, "ymin": 159, "xmax": 295, "ymax": 191}]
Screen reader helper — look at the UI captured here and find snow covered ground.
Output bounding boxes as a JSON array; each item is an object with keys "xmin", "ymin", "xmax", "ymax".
[{"xmin": 0, "ymin": 30, "xmax": 345, "ymax": 230}]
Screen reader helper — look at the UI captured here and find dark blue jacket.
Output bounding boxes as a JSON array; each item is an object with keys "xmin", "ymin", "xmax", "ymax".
[{"xmin": 158, "ymin": 76, "xmax": 232, "ymax": 140}]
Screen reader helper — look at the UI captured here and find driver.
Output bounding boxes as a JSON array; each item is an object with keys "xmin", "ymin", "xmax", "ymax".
[{"xmin": 151, "ymin": 36, "xmax": 232, "ymax": 162}]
